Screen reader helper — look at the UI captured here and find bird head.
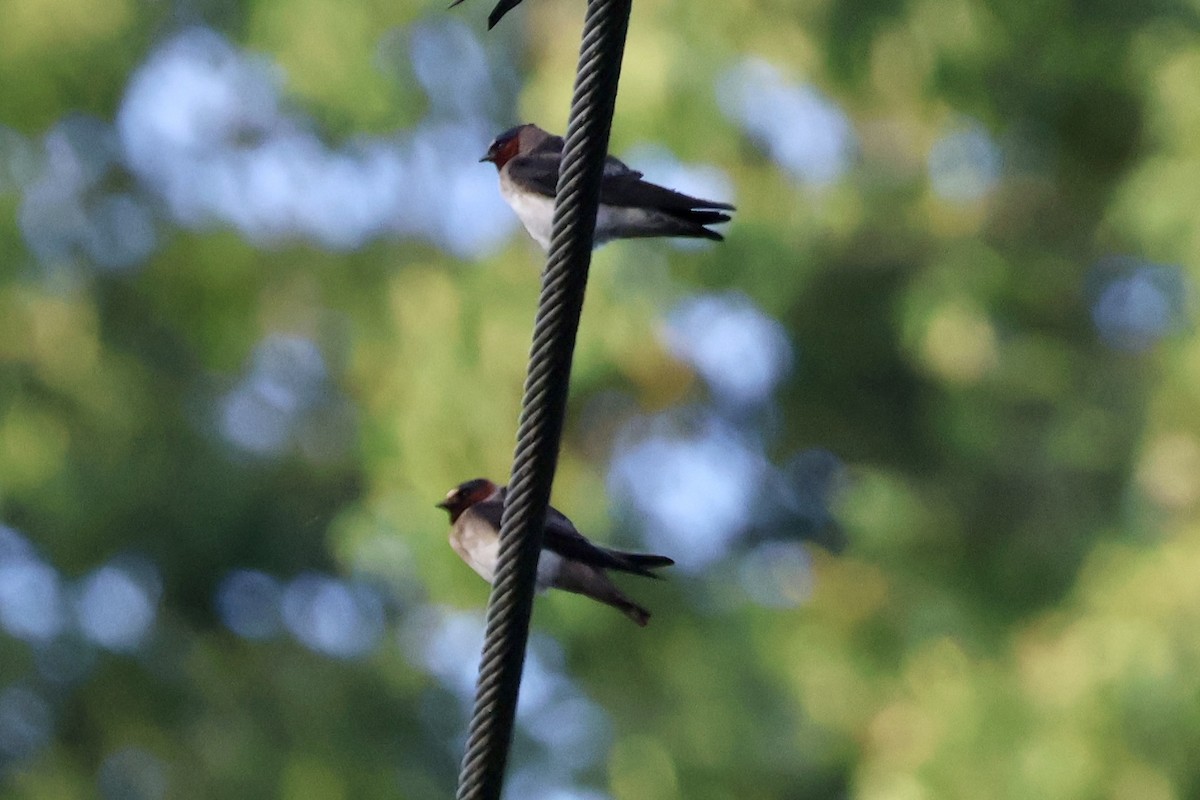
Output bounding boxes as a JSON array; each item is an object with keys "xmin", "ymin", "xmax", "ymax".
[
  {"xmin": 480, "ymin": 124, "xmax": 547, "ymax": 169},
  {"xmin": 437, "ymin": 478, "xmax": 499, "ymax": 522}
]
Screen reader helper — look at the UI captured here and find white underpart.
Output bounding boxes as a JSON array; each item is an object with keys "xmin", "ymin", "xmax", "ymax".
[
  {"xmin": 499, "ymin": 172, "xmax": 555, "ymax": 250},
  {"xmin": 452, "ymin": 515, "xmax": 563, "ymax": 592},
  {"xmin": 455, "ymin": 519, "xmax": 501, "ymax": 582},
  {"xmin": 534, "ymin": 551, "xmax": 564, "ymax": 591},
  {"xmin": 500, "ymin": 169, "xmax": 645, "ymax": 250}
]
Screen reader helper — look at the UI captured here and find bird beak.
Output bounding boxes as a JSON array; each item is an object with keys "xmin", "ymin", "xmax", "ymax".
[
  {"xmin": 479, "ymin": 154, "xmax": 493, "ymax": 164},
  {"xmin": 436, "ymin": 500, "xmax": 451, "ymax": 509}
]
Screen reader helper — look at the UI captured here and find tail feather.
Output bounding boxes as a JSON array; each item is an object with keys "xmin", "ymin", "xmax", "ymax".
[
  {"xmin": 618, "ymin": 600, "xmax": 651, "ymax": 627},
  {"xmin": 664, "ymin": 209, "xmax": 732, "ymax": 241},
  {"xmin": 623, "ymin": 217, "xmax": 727, "ymax": 243},
  {"xmin": 684, "ymin": 224, "xmax": 725, "ymax": 242},
  {"xmin": 555, "ymin": 562, "xmax": 657, "ymax": 626},
  {"xmin": 604, "ymin": 587, "xmax": 652, "ymax": 626},
  {"xmin": 486, "ymin": 0, "xmax": 521, "ymax": 27}
]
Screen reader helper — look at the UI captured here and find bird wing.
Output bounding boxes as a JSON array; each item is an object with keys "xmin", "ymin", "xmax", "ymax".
[
  {"xmin": 465, "ymin": 496, "xmax": 505, "ymax": 530},
  {"xmin": 506, "ymin": 137, "xmax": 649, "ymax": 199},
  {"xmin": 601, "ymin": 155, "xmax": 642, "ymax": 179},
  {"xmin": 598, "ymin": 172, "xmax": 735, "ymax": 212},
  {"xmin": 504, "ymin": 151, "xmax": 561, "ymax": 198},
  {"xmin": 472, "ymin": 488, "xmax": 598, "ymax": 555},
  {"xmin": 479, "ymin": 488, "xmax": 665, "ymax": 577},
  {"xmin": 541, "ymin": 509, "xmax": 662, "ymax": 577},
  {"xmin": 510, "ymin": 133, "xmax": 732, "ymax": 216}
]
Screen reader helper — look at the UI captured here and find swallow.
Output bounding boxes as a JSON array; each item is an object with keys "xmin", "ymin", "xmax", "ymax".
[
  {"xmin": 448, "ymin": 0, "xmax": 521, "ymax": 30},
  {"xmin": 481, "ymin": 124, "xmax": 735, "ymax": 250},
  {"xmin": 438, "ymin": 478, "xmax": 674, "ymax": 626}
]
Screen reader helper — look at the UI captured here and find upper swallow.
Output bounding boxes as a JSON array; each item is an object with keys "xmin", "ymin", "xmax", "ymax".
[
  {"xmin": 448, "ymin": 0, "xmax": 521, "ymax": 30},
  {"xmin": 481, "ymin": 124, "xmax": 735, "ymax": 251},
  {"xmin": 437, "ymin": 478, "xmax": 674, "ymax": 626}
]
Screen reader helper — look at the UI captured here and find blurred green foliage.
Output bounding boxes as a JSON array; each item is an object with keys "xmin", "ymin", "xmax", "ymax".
[{"xmin": 2, "ymin": 0, "xmax": 1200, "ymax": 797}]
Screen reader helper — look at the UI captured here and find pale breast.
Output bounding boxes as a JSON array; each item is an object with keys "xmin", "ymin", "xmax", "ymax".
[
  {"xmin": 450, "ymin": 516, "xmax": 501, "ymax": 584},
  {"xmin": 499, "ymin": 172, "xmax": 555, "ymax": 250},
  {"xmin": 451, "ymin": 513, "xmax": 563, "ymax": 592}
]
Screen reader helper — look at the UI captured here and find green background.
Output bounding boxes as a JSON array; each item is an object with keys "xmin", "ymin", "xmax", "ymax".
[{"xmin": 1, "ymin": 0, "xmax": 1199, "ymax": 796}]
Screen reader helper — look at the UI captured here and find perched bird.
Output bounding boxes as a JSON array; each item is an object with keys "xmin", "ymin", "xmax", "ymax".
[
  {"xmin": 481, "ymin": 124, "xmax": 735, "ymax": 250},
  {"xmin": 437, "ymin": 478, "xmax": 674, "ymax": 625},
  {"xmin": 449, "ymin": 0, "xmax": 522, "ymax": 30}
]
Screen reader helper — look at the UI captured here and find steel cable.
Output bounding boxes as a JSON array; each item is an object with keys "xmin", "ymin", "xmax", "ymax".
[{"xmin": 454, "ymin": 0, "xmax": 632, "ymax": 796}]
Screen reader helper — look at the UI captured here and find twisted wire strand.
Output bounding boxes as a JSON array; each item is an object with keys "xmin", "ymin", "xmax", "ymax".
[{"xmin": 454, "ymin": 0, "xmax": 632, "ymax": 796}]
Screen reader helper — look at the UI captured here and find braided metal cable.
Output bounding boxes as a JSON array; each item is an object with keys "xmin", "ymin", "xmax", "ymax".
[{"xmin": 454, "ymin": 0, "xmax": 632, "ymax": 797}]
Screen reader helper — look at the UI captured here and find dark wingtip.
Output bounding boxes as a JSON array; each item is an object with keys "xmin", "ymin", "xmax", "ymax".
[
  {"xmin": 623, "ymin": 553, "xmax": 677, "ymax": 577},
  {"xmin": 688, "ymin": 210, "xmax": 733, "ymax": 226}
]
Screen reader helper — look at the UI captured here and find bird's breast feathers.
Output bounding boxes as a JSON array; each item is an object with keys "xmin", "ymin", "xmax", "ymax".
[
  {"xmin": 451, "ymin": 513, "xmax": 563, "ymax": 591},
  {"xmin": 499, "ymin": 172, "xmax": 555, "ymax": 250},
  {"xmin": 450, "ymin": 516, "xmax": 501, "ymax": 583}
]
